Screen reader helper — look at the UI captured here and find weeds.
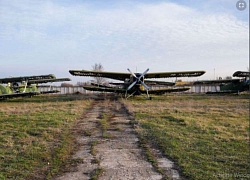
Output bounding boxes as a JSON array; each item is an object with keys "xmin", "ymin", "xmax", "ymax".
[
  {"xmin": 98, "ymin": 112, "xmax": 115, "ymax": 137},
  {"xmin": 89, "ymin": 141, "xmax": 102, "ymax": 178},
  {"xmin": 90, "ymin": 167, "xmax": 103, "ymax": 180},
  {"xmin": 90, "ymin": 141, "xmax": 98, "ymax": 156}
]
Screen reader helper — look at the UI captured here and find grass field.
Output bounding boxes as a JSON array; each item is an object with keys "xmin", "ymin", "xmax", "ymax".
[
  {"xmin": 0, "ymin": 94, "xmax": 249, "ymax": 180},
  {"xmin": 123, "ymin": 94, "xmax": 249, "ymax": 180},
  {"xmin": 0, "ymin": 95, "xmax": 92, "ymax": 180}
]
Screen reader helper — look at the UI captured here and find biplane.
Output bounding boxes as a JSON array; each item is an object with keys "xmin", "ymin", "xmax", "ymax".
[
  {"xmin": 69, "ymin": 68, "xmax": 206, "ymax": 98},
  {"xmin": 193, "ymin": 71, "xmax": 250, "ymax": 94},
  {"xmin": 0, "ymin": 74, "xmax": 71, "ymax": 100}
]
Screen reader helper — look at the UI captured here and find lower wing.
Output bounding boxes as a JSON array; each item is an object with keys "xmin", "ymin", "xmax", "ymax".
[
  {"xmin": 206, "ymin": 90, "xmax": 243, "ymax": 94},
  {"xmin": 83, "ymin": 85, "xmax": 126, "ymax": 93},
  {"xmin": 83, "ymin": 85, "xmax": 190, "ymax": 94},
  {"xmin": 144, "ymin": 80, "xmax": 175, "ymax": 86},
  {"xmin": 146, "ymin": 87, "xmax": 190, "ymax": 94},
  {"xmin": 40, "ymin": 90, "xmax": 60, "ymax": 94},
  {"xmin": 0, "ymin": 92, "xmax": 39, "ymax": 100}
]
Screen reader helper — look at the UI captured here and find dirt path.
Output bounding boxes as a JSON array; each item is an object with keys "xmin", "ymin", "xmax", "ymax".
[{"xmin": 53, "ymin": 97, "xmax": 182, "ymax": 180}]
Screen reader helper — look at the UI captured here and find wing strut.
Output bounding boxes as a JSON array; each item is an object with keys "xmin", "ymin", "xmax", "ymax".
[
  {"xmin": 125, "ymin": 90, "xmax": 137, "ymax": 99},
  {"xmin": 23, "ymin": 81, "xmax": 28, "ymax": 93},
  {"xmin": 146, "ymin": 89, "xmax": 150, "ymax": 99}
]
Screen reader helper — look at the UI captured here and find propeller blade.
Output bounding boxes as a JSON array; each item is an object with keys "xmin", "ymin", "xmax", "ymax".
[
  {"xmin": 127, "ymin": 81, "xmax": 137, "ymax": 90},
  {"xmin": 139, "ymin": 68, "xmax": 149, "ymax": 79},
  {"xmin": 127, "ymin": 68, "xmax": 137, "ymax": 78},
  {"xmin": 140, "ymin": 81, "xmax": 150, "ymax": 90},
  {"xmin": 127, "ymin": 68, "xmax": 150, "ymax": 91}
]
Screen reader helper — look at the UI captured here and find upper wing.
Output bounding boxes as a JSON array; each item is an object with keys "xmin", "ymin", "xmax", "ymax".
[
  {"xmin": 145, "ymin": 71, "xmax": 206, "ymax": 79},
  {"xmin": 193, "ymin": 79, "xmax": 241, "ymax": 85},
  {"xmin": 69, "ymin": 69, "xmax": 205, "ymax": 80},
  {"xmin": 69, "ymin": 70, "xmax": 130, "ymax": 81},
  {"xmin": 233, "ymin": 71, "xmax": 249, "ymax": 77},
  {"xmin": 28, "ymin": 78, "xmax": 71, "ymax": 84},
  {"xmin": 0, "ymin": 74, "xmax": 56, "ymax": 84},
  {"xmin": 0, "ymin": 92, "xmax": 39, "ymax": 100}
]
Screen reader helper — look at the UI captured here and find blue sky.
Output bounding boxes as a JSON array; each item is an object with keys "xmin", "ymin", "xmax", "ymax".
[{"xmin": 0, "ymin": 0, "xmax": 249, "ymax": 83}]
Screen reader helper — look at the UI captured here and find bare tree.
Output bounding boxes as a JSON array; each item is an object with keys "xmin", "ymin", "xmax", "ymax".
[
  {"xmin": 92, "ymin": 63, "xmax": 105, "ymax": 84},
  {"xmin": 225, "ymin": 76, "xmax": 232, "ymax": 80},
  {"xmin": 61, "ymin": 83, "xmax": 73, "ymax": 87}
]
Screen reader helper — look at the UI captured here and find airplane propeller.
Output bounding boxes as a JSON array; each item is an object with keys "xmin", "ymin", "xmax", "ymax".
[
  {"xmin": 127, "ymin": 68, "xmax": 150, "ymax": 91},
  {"xmin": 127, "ymin": 80, "xmax": 137, "ymax": 91}
]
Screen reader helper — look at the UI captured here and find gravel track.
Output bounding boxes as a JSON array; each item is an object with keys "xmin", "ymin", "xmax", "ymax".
[{"xmin": 53, "ymin": 96, "xmax": 182, "ymax": 180}]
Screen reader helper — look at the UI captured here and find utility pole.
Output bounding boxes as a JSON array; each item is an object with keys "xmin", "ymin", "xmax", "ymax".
[{"xmin": 214, "ymin": 68, "xmax": 215, "ymax": 80}]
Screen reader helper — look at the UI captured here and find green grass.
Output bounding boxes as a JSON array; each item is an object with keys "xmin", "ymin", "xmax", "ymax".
[
  {"xmin": 98, "ymin": 113, "xmax": 110, "ymax": 133},
  {"xmin": 90, "ymin": 141, "xmax": 99, "ymax": 156},
  {"xmin": 98, "ymin": 109, "xmax": 115, "ymax": 137},
  {"xmin": 123, "ymin": 94, "xmax": 249, "ymax": 180},
  {"xmin": 0, "ymin": 95, "xmax": 92, "ymax": 179},
  {"xmin": 90, "ymin": 167, "xmax": 103, "ymax": 180},
  {"xmin": 137, "ymin": 134, "xmax": 165, "ymax": 176}
]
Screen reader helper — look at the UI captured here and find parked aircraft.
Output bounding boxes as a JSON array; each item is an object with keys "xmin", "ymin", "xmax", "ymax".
[
  {"xmin": 193, "ymin": 71, "xmax": 249, "ymax": 94},
  {"xmin": 69, "ymin": 68, "xmax": 205, "ymax": 98},
  {"xmin": 0, "ymin": 74, "xmax": 71, "ymax": 100}
]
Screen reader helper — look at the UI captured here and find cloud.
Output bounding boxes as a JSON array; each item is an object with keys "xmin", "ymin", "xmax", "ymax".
[{"xmin": 0, "ymin": 0, "xmax": 248, "ymax": 80}]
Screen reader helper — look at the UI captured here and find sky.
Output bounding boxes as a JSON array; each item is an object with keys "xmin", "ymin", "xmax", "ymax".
[{"xmin": 0, "ymin": 0, "xmax": 249, "ymax": 84}]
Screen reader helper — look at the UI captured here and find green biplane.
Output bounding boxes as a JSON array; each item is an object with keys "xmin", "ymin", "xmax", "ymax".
[
  {"xmin": 69, "ymin": 68, "xmax": 205, "ymax": 98},
  {"xmin": 193, "ymin": 71, "xmax": 250, "ymax": 94},
  {"xmin": 0, "ymin": 74, "xmax": 71, "ymax": 100}
]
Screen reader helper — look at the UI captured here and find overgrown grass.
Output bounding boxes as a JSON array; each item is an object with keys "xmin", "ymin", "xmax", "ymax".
[
  {"xmin": 123, "ymin": 94, "xmax": 249, "ymax": 180},
  {"xmin": 98, "ymin": 107, "xmax": 116, "ymax": 137},
  {"xmin": 0, "ymin": 95, "xmax": 92, "ymax": 179}
]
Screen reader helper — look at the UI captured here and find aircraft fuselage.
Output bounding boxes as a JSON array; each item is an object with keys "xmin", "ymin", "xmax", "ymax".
[{"xmin": 220, "ymin": 79, "xmax": 249, "ymax": 92}]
